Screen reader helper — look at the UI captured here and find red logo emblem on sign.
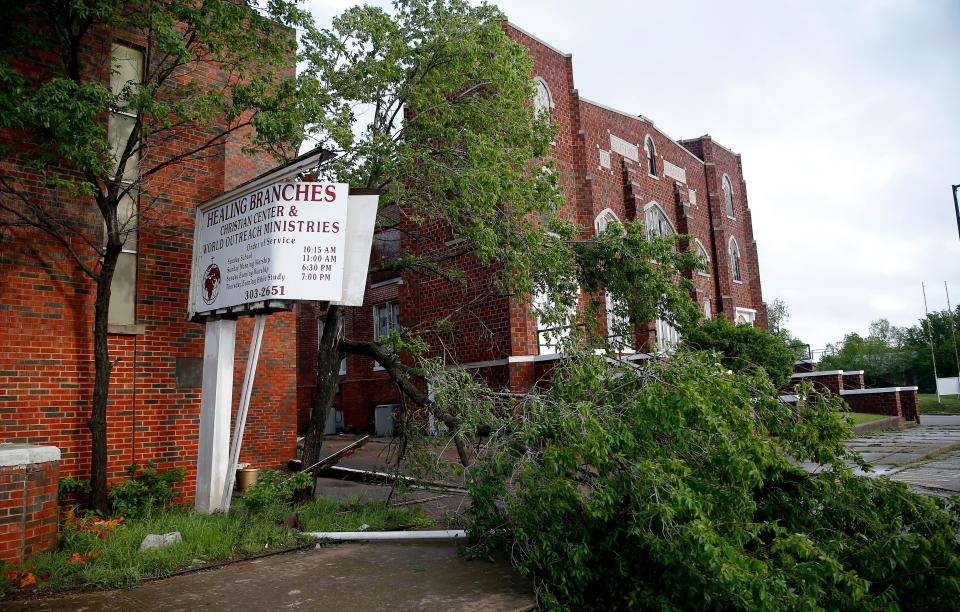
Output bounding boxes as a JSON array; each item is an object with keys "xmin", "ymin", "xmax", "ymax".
[{"xmin": 202, "ymin": 263, "xmax": 221, "ymax": 305}]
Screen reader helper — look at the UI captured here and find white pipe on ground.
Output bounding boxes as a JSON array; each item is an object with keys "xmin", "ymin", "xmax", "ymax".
[{"xmin": 303, "ymin": 530, "xmax": 466, "ymax": 541}]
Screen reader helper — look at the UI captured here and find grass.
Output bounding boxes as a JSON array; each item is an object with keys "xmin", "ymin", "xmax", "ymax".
[
  {"xmin": 848, "ymin": 412, "xmax": 890, "ymax": 426},
  {"xmin": 1, "ymin": 496, "xmax": 433, "ymax": 597},
  {"xmin": 918, "ymin": 393, "xmax": 960, "ymax": 414}
]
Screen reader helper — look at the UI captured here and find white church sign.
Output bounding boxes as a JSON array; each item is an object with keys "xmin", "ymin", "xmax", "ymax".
[{"xmin": 191, "ymin": 181, "xmax": 349, "ymax": 313}]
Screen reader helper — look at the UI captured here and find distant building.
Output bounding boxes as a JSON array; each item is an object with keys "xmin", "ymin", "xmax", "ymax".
[{"xmin": 297, "ymin": 23, "xmax": 768, "ymax": 433}]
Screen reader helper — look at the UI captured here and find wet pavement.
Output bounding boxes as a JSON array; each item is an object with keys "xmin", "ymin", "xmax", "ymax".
[{"xmin": 6, "ymin": 542, "xmax": 534, "ymax": 612}]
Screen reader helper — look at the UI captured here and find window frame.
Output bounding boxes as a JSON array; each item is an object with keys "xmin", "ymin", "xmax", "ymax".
[
  {"xmin": 644, "ymin": 135, "xmax": 657, "ymax": 177},
  {"xmin": 728, "ymin": 236, "xmax": 743, "ymax": 283},
  {"xmin": 532, "ymin": 76, "xmax": 553, "ymax": 121},
  {"xmin": 107, "ymin": 42, "xmax": 144, "ymax": 327},
  {"xmin": 722, "ymin": 174, "xmax": 735, "ymax": 219},
  {"xmin": 693, "ymin": 238, "xmax": 711, "ymax": 276},
  {"xmin": 373, "ymin": 301, "xmax": 400, "ymax": 371}
]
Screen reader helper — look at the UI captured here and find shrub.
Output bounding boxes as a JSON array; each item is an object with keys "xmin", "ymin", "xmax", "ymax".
[
  {"xmin": 108, "ymin": 463, "xmax": 186, "ymax": 519},
  {"xmin": 682, "ymin": 316, "xmax": 795, "ymax": 387},
  {"xmin": 239, "ymin": 470, "xmax": 313, "ymax": 513},
  {"xmin": 460, "ymin": 350, "xmax": 960, "ymax": 610}
]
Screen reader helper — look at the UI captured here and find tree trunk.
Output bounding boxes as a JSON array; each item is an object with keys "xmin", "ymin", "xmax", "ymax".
[
  {"xmin": 299, "ymin": 305, "xmax": 343, "ymax": 492},
  {"xmin": 89, "ymin": 247, "xmax": 119, "ymax": 514}
]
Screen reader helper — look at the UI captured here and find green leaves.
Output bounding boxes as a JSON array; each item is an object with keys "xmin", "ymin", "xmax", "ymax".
[{"xmin": 461, "ymin": 350, "xmax": 960, "ymax": 609}]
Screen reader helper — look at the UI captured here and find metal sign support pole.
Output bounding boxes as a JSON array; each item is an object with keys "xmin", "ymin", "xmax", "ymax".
[
  {"xmin": 220, "ymin": 314, "xmax": 267, "ymax": 514},
  {"xmin": 195, "ymin": 318, "xmax": 237, "ymax": 514}
]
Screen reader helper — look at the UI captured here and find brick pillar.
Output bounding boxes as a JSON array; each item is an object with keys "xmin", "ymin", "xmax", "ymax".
[{"xmin": 0, "ymin": 445, "xmax": 60, "ymax": 564}]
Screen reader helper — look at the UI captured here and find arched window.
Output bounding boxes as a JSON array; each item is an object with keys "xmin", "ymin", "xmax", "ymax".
[
  {"xmin": 729, "ymin": 237, "xmax": 742, "ymax": 282},
  {"xmin": 644, "ymin": 135, "xmax": 657, "ymax": 176},
  {"xmin": 532, "ymin": 77, "xmax": 552, "ymax": 121},
  {"xmin": 703, "ymin": 298, "xmax": 712, "ymax": 320},
  {"xmin": 722, "ymin": 174, "xmax": 735, "ymax": 219},
  {"xmin": 693, "ymin": 239, "xmax": 710, "ymax": 276},
  {"xmin": 594, "ymin": 208, "xmax": 620, "ymax": 234},
  {"xmin": 643, "ymin": 202, "xmax": 674, "ymax": 239},
  {"xmin": 594, "ymin": 210, "xmax": 631, "ymax": 351}
]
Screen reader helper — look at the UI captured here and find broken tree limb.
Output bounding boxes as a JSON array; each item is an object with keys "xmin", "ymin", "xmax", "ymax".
[
  {"xmin": 300, "ymin": 435, "xmax": 371, "ymax": 475},
  {"xmin": 320, "ymin": 465, "xmax": 468, "ymax": 495}
]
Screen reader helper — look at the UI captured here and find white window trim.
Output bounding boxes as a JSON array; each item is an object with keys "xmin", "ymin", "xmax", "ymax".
[
  {"xmin": 533, "ymin": 287, "xmax": 579, "ymax": 356},
  {"xmin": 594, "ymin": 208, "xmax": 620, "ymax": 234},
  {"xmin": 643, "ymin": 201, "xmax": 676, "ymax": 238},
  {"xmin": 693, "ymin": 238, "xmax": 710, "ymax": 276},
  {"xmin": 734, "ymin": 307, "xmax": 757, "ymax": 327},
  {"xmin": 532, "ymin": 76, "xmax": 553, "ymax": 120},
  {"xmin": 644, "ymin": 135, "xmax": 657, "ymax": 178},
  {"xmin": 722, "ymin": 173, "xmax": 736, "ymax": 220},
  {"xmin": 703, "ymin": 298, "xmax": 712, "ymax": 320}
]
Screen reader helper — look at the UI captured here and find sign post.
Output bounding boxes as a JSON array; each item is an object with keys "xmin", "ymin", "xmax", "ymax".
[{"xmin": 189, "ymin": 170, "xmax": 378, "ymax": 513}]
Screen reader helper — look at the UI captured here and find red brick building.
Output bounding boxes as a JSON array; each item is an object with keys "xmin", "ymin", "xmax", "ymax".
[
  {"xmin": 298, "ymin": 23, "xmax": 769, "ymax": 434},
  {"xmin": 0, "ymin": 27, "xmax": 298, "ymax": 501}
]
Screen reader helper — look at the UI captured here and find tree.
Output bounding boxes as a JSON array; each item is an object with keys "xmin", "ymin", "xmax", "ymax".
[
  {"xmin": 764, "ymin": 297, "xmax": 808, "ymax": 360},
  {"xmin": 459, "ymin": 350, "xmax": 960, "ymax": 609},
  {"xmin": 819, "ymin": 318, "xmax": 914, "ymax": 388},
  {"xmin": 0, "ymin": 1, "xmax": 316, "ymax": 511},
  {"xmin": 296, "ymin": 0, "xmax": 699, "ymax": 474},
  {"xmin": 682, "ymin": 316, "xmax": 795, "ymax": 387}
]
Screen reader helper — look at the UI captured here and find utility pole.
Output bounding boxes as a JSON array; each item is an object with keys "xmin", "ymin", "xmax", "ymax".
[
  {"xmin": 946, "ymin": 282, "xmax": 960, "ymax": 398},
  {"xmin": 953, "ymin": 184, "xmax": 960, "ymax": 242},
  {"xmin": 922, "ymin": 283, "xmax": 941, "ymax": 403}
]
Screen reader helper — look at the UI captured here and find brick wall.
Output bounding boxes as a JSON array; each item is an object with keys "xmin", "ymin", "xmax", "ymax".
[
  {"xmin": 840, "ymin": 390, "xmax": 904, "ymax": 424},
  {"xmin": 0, "ymin": 29, "xmax": 297, "ymax": 502},
  {"xmin": 296, "ymin": 22, "xmax": 771, "ymax": 430},
  {"xmin": 0, "ymin": 447, "xmax": 60, "ymax": 564}
]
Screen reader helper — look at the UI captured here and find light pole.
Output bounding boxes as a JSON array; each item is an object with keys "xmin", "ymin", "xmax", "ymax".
[{"xmin": 953, "ymin": 184, "xmax": 960, "ymax": 241}]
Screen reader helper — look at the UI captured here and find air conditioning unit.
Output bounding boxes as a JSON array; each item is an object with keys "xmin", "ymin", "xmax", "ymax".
[{"xmin": 374, "ymin": 404, "xmax": 397, "ymax": 437}]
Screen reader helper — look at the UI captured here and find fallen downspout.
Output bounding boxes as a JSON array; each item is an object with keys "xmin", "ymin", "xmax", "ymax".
[{"xmin": 304, "ymin": 530, "xmax": 466, "ymax": 541}]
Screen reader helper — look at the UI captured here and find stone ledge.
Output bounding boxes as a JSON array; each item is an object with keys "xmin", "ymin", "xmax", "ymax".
[{"xmin": 0, "ymin": 443, "xmax": 60, "ymax": 467}]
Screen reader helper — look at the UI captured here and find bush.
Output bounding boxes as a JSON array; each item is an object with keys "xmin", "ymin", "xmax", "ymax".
[
  {"xmin": 239, "ymin": 470, "xmax": 313, "ymax": 513},
  {"xmin": 461, "ymin": 351, "xmax": 960, "ymax": 610},
  {"xmin": 682, "ymin": 316, "xmax": 795, "ymax": 387},
  {"xmin": 108, "ymin": 463, "xmax": 186, "ymax": 519}
]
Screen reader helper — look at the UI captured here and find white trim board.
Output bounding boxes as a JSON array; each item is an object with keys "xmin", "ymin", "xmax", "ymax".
[{"xmin": 839, "ymin": 386, "xmax": 919, "ymax": 395}]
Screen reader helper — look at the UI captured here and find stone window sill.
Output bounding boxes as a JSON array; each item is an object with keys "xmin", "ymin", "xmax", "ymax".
[{"xmin": 108, "ymin": 323, "xmax": 146, "ymax": 336}]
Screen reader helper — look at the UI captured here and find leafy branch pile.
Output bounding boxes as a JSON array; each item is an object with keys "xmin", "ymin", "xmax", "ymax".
[{"xmin": 457, "ymin": 350, "xmax": 960, "ymax": 610}]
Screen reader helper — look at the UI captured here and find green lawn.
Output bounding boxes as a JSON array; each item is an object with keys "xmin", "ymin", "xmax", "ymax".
[
  {"xmin": 918, "ymin": 393, "xmax": 960, "ymax": 414},
  {"xmin": 1, "ymin": 496, "xmax": 433, "ymax": 596},
  {"xmin": 848, "ymin": 412, "xmax": 890, "ymax": 425}
]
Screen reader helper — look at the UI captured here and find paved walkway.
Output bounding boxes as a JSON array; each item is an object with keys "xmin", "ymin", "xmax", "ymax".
[
  {"xmin": 7, "ymin": 542, "xmax": 534, "ymax": 612},
  {"xmin": 841, "ymin": 416, "xmax": 960, "ymax": 496}
]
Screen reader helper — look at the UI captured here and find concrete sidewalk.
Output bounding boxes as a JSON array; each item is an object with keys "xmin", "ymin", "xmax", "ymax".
[{"xmin": 6, "ymin": 542, "xmax": 534, "ymax": 611}]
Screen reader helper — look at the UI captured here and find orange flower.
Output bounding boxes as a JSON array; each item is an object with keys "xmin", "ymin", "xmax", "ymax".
[
  {"xmin": 19, "ymin": 572, "xmax": 36, "ymax": 588},
  {"xmin": 3, "ymin": 570, "xmax": 18, "ymax": 585},
  {"xmin": 67, "ymin": 552, "xmax": 86, "ymax": 565}
]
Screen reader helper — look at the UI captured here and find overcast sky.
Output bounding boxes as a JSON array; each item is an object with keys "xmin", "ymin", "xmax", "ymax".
[{"xmin": 303, "ymin": 0, "xmax": 960, "ymax": 352}]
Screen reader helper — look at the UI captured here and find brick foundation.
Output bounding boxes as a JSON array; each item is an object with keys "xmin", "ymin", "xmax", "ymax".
[
  {"xmin": 0, "ymin": 445, "xmax": 60, "ymax": 564},
  {"xmin": 839, "ymin": 387, "xmax": 921, "ymax": 424}
]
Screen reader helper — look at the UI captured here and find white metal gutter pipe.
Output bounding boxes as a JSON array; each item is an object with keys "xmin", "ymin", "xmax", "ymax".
[{"xmin": 303, "ymin": 530, "xmax": 467, "ymax": 541}]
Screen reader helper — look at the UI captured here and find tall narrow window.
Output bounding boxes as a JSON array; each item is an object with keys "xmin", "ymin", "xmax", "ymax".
[
  {"xmin": 107, "ymin": 43, "xmax": 143, "ymax": 326},
  {"xmin": 693, "ymin": 239, "xmax": 710, "ymax": 276},
  {"xmin": 729, "ymin": 237, "xmax": 742, "ymax": 282},
  {"xmin": 703, "ymin": 298, "xmax": 712, "ymax": 320},
  {"xmin": 644, "ymin": 202, "xmax": 679, "ymax": 350},
  {"xmin": 532, "ymin": 77, "xmax": 552, "ymax": 121},
  {"xmin": 319, "ymin": 319, "xmax": 347, "ymax": 375},
  {"xmin": 373, "ymin": 302, "xmax": 400, "ymax": 371},
  {"xmin": 595, "ymin": 210, "xmax": 631, "ymax": 351},
  {"xmin": 644, "ymin": 136, "xmax": 657, "ymax": 176},
  {"xmin": 722, "ymin": 174, "xmax": 735, "ymax": 219}
]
